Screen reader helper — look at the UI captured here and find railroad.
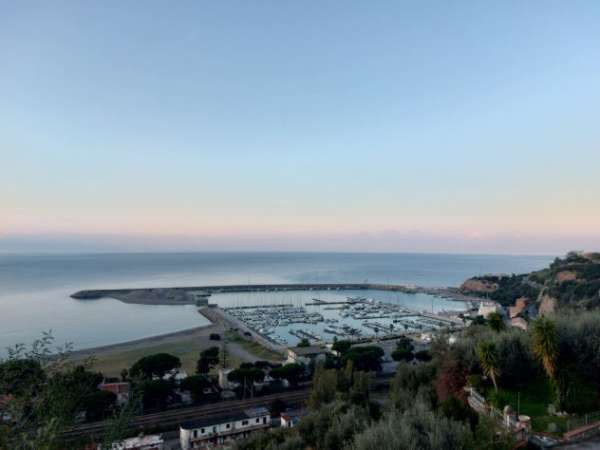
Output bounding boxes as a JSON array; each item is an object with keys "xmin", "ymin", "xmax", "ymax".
[{"xmin": 61, "ymin": 389, "xmax": 309, "ymax": 441}]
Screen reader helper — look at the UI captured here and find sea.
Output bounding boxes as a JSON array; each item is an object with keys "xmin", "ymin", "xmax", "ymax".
[{"xmin": 0, "ymin": 252, "xmax": 553, "ymax": 354}]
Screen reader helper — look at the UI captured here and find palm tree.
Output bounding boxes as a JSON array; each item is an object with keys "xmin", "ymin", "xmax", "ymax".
[
  {"xmin": 531, "ymin": 317, "xmax": 558, "ymax": 380},
  {"xmin": 478, "ymin": 342, "xmax": 500, "ymax": 392},
  {"xmin": 532, "ymin": 317, "xmax": 564, "ymax": 407}
]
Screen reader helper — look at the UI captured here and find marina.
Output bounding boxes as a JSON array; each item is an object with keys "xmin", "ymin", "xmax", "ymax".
[{"xmin": 220, "ymin": 290, "xmax": 466, "ymax": 346}]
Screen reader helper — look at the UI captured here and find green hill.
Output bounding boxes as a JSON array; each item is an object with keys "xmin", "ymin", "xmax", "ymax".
[{"xmin": 461, "ymin": 252, "xmax": 600, "ymax": 311}]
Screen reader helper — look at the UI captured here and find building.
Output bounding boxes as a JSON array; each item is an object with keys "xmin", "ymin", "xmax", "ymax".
[
  {"xmin": 286, "ymin": 346, "xmax": 329, "ymax": 365},
  {"xmin": 161, "ymin": 368, "xmax": 188, "ymax": 383},
  {"xmin": 180, "ymin": 407, "xmax": 271, "ymax": 449},
  {"xmin": 0, "ymin": 394, "xmax": 13, "ymax": 423},
  {"xmin": 477, "ymin": 301, "xmax": 502, "ymax": 318},
  {"xmin": 99, "ymin": 382, "xmax": 130, "ymax": 406},
  {"xmin": 508, "ymin": 297, "xmax": 529, "ymax": 319},
  {"xmin": 218, "ymin": 368, "xmax": 239, "ymax": 390},
  {"xmin": 98, "ymin": 434, "xmax": 164, "ymax": 450},
  {"xmin": 280, "ymin": 410, "xmax": 304, "ymax": 428},
  {"xmin": 511, "ymin": 317, "xmax": 529, "ymax": 331}
]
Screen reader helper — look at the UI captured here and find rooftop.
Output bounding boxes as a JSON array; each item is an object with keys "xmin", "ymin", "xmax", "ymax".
[
  {"xmin": 181, "ymin": 407, "xmax": 270, "ymax": 430},
  {"xmin": 180, "ymin": 411, "xmax": 249, "ymax": 430},
  {"xmin": 289, "ymin": 346, "xmax": 329, "ymax": 356}
]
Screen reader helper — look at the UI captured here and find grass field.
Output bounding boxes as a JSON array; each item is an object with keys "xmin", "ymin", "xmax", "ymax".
[
  {"xmin": 83, "ymin": 336, "xmax": 211, "ymax": 377},
  {"xmin": 76, "ymin": 329, "xmax": 282, "ymax": 378}
]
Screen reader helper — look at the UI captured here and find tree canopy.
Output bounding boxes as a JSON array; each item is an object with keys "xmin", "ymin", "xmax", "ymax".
[{"xmin": 129, "ymin": 353, "xmax": 181, "ymax": 379}]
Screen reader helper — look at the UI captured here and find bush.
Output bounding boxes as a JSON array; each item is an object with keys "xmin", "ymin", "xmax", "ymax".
[
  {"xmin": 415, "ymin": 349, "xmax": 432, "ymax": 362},
  {"xmin": 209, "ymin": 333, "xmax": 221, "ymax": 341}
]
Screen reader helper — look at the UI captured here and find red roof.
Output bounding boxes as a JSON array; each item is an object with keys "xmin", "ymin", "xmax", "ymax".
[{"xmin": 99, "ymin": 382, "xmax": 130, "ymax": 395}]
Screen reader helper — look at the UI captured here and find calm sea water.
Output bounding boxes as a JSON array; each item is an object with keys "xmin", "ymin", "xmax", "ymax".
[{"xmin": 0, "ymin": 252, "xmax": 553, "ymax": 353}]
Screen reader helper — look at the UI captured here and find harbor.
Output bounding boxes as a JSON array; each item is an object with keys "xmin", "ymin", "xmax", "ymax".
[{"xmin": 220, "ymin": 291, "xmax": 466, "ymax": 346}]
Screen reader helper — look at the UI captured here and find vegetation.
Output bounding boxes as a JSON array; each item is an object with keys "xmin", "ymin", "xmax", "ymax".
[
  {"xmin": 297, "ymin": 338, "xmax": 311, "ymax": 348},
  {"xmin": 341, "ymin": 346, "xmax": 384, "ymax": 372},
  {"xmin": 477, "ymin": 342, "xmax": 500, "ymax": 392},
  {"xmin": 196, "ymin": 346, "xmax": 220, "ymax": 374},
  {"xmin": 270, "ymin": 363, "xmax": 305, "ymax": 386},
  {"xmin": 465, "ymin": 252, "xmax": 600, "ymax": 309},
  {"xmin": 0, "ymin": 334, "xmax": 126, "ymax": 450},
  {"xmin": 129, "ymin": 353, "xmax": 181, "ymax": 379},
  {"xmin": 391, "ymin": 336, "xmax": 414, "ymax": 362}
]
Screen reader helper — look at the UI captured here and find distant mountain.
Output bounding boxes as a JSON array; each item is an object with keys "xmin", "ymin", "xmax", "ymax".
[{"xmin": 460, "ymin": 251, "xmax": 600, "ymax": 312}]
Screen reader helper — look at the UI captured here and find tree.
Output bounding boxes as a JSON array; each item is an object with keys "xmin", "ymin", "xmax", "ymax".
[
  {"xmin": 0, "ymin": 358, "xmax": 46, "ymax": 397},
  {"xmin": 331, "ymin": 339, "xmax": 352, "ymax": 355},
  {"xmin": 307, "ymin": 365, "xmax": 338, "ymax": 410},
  {"xmin": 129, "ymin": 353, "xmax": 181, "ymax": 380},
  {"xmin": 487, "ymin": 312, "xmax": 505, "ymax": 332},
  {"xmin": 391, "ymin": 336, "xmax": 414, "ymax": 362},
  {"xmin": 197, "ymin": 347, "xmax": 220, "ymax": 374},
  {"xmin": 42, "ymin": 365, "xmax": 106, "ymax": 422},
  {"xmin": 342, "ymin": 346, "xmax": 384, "ymax": 372},
  {"xmin": 415, "ymin": 349, "xmax": 433, "ymax": 362},
  {"xmin": 228, "ymin": 367, "xmax": 264, "ymax": 398},
  {"xmin": 270, "ymin": 363, "xmax": 305, "ymax": 386},
  {"xmin": 269, "ymin": 398, "xmax": 287, "ymax": 417},
  {"xmin": 120, "ymin": 368, "xmax": 129, "ymax": 382},
  {"xmin": 435, "ymin": 356, "xmax": 468, "ymax": 402},
  {"xmin": 531, "ymin": 317, "xmax": 558, "ymax": 381},
  {"xmin": 440, "ymin": 396, "xmax": 479, "ymax": 431},
  {"xmin": 531, "ymin": 317, "xmax": 567, "ymax": 408},
  {"xmin": 297, "ymin": 338, "xmax": 310, "ymax": 347},
  {"xmin": 82, "ymin": 390, "xmax": 117, "ymax": 422},
  {"xmin": 180, "ymin": 374, "xmax": 212, "ymax": 404},
  {"xmin": 138, "ymin": 379, "xmax": 173, "ymax": 411},
  {"xmin": 477, "ymin": 342, "xmax": 500, "ymax": 392},
  {"xmin": 349, "ymin": 371, "xmax": 372, "ymax": 407}
]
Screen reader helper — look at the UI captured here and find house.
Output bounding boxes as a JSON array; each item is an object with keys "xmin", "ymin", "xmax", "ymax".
[
  {"xmin": 511, "ymin": 317, "xmax": 529, "ymax": 331},
  {"xmin": 98, "ymin": 434, "xmax": 164, "ymax": 450},
  {"xmin": 280, "ymin": 410, "xmax": 304, "ymax": 428},
  {"xmin": 477, "ymin": 301, "xmax": 502, "ymax": 318},
  {"xmin": 286, "ymin": 346, "xmax": 329, "ymax": 365},
  {"xmin": 0, "ymin": 394, "xmax": 13, "ymax": 423},
  {"xmin": 218, "ymin": 368, "xmax": 239, "ymax": 390},
  {"xmin": 99, "ymin": 382, "xmax": 130, "ymax": 406},
  {"xmin": 509, "ymin": 297, "xmax": 529, "ymax": 319},
  {"xmin": 180, "ymin": 407, "xmax": 271, "ymax": 449},
  {"xmin": 161, "ymin": 368, "xmax": 188, "ymax": 383}
]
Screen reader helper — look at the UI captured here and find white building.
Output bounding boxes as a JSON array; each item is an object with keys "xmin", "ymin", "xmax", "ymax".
[
  {"xmin": 180, "ymin": 407, "xmax": 271, "ymax": 449},
  {"xmin": 477, "ymin": 301, "xmax": 502, "ymax": 318},
  {"xmin": 286, "ymin": 346, "xmax": 329, "ymax": 365},
  {"xmin": 218, "ymin": 368, "xmax": 239, "ymax": 390},
  {"xmin": 103, "ymin": 434, "xmax": 164, "ymax": 450}
]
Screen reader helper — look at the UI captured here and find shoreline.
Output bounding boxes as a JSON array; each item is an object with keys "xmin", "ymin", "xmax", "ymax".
[{"xmin": 70, "ymin": 322, "xmax": 217, "ymax": 360}]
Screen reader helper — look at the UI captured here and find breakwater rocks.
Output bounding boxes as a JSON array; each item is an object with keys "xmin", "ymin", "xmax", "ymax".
[{"xmin": 71, "ymin": 283, "xmax": 479, "ymax": 305}]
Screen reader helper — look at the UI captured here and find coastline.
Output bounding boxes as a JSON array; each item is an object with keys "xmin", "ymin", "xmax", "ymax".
[
  {"xmin": 69, "ymin": 323, "xmax": 216, "ymax": 360},
  {"xmin": 70, "ymin": 306, "xmax": 284, "ymax": 375}
]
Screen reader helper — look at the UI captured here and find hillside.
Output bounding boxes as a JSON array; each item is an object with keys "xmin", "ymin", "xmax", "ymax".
[{"xmin": 460, "ymin": 252, "xmax": 600, "ymax": 311}]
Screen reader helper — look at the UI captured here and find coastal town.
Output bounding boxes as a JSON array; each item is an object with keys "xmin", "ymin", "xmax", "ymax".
[{"xmin": 4, "ymin": 253, "xmax": 600, "ymax": 449}]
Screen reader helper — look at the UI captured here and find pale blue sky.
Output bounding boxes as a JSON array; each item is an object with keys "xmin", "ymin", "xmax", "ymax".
[{"xmin": 2, "ymin": 1, "xmax": 600, "ymax": 253}]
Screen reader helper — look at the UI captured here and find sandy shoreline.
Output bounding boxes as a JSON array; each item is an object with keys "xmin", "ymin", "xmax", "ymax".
[{"xmin": 70, "ymin": 322, "xmax": 217, "ymax": 360}]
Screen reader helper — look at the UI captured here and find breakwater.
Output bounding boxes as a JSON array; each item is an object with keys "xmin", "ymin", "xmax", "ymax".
[
  {"xmin": 71, "ymin": 283, "xmax": 483, "ymax": 305},
  {"xmin": 73, "ymin": 283, "xmax": 460, "ymax": 298}
]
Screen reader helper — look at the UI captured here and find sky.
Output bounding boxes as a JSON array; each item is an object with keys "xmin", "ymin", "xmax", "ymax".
[{"xmin": 1, "ymin": 1, "xmax": 600, "ymax": 254}]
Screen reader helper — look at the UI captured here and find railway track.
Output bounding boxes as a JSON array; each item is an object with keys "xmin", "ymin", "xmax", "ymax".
[{"xmin": 61, "ymin": 390, "xmax": 309, "ymax": 440}]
